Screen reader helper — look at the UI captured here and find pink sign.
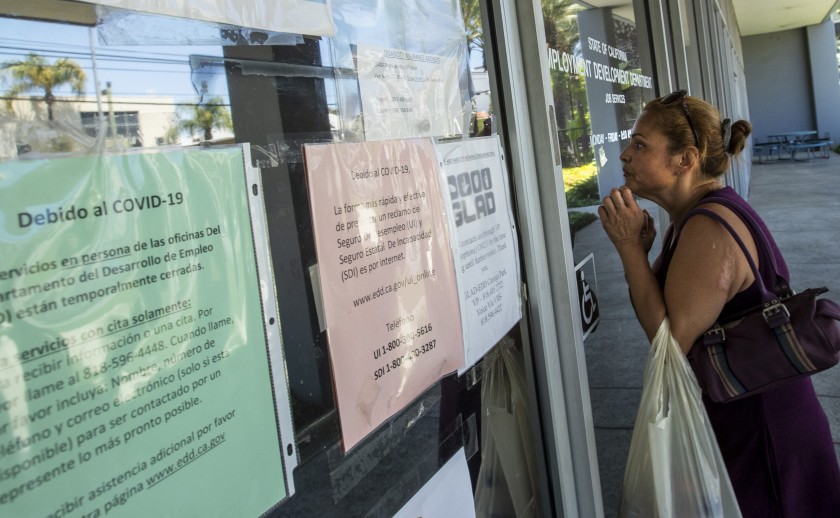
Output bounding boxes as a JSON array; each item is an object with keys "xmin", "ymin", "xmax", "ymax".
[{"xmin": 304, "ymin": 138, "xmax": 463, "ymax": 450}]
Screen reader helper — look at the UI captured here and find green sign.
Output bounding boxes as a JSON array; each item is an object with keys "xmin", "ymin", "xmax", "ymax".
[{"xmin": 0, "ymin": 148, "xmax": 286, "ymax": 516}]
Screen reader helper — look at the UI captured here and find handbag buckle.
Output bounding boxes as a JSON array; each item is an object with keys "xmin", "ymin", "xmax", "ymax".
[
  {"xmin": 762, "ymin": 301, "xmax": 790, "ymax": 327},
  {"xmin": 702, "ymin": 325, "xmax": 725, "ymax": 346}
]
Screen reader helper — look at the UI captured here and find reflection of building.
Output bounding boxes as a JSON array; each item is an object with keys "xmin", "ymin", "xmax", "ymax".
[
  {"xmin": 470, "ymin": 67, "xmax": 490, "ymax": 113},
  {"xmin": 3, "ymin": 94, "xmax": 176, "ymax": 155},
  {"xmin": 79, "ymin": 96, "xmax": 178, "ymax": 146},
  {"xmin": 2, "ymin": 94, "xmax": 234, "ymax": 158}
]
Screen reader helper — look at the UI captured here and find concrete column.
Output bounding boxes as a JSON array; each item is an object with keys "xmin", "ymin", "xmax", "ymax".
[
  {"xmin": 806, "ymin": 20, "xmax": 840, "ymax": 141},
  {"xmin": 577, "ymin": 8, "xmax": 627, "ymax": 198}
]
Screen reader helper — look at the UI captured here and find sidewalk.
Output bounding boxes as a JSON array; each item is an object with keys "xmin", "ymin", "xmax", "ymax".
[{"xmin": 573, "ymin": 155, "xmax": 840, "ymax": 517}]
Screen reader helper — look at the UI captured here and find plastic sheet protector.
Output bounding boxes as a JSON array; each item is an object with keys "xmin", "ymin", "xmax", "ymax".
[
  {"xmin": 356, "ymin": 44, "xmax": 464, "ymax": 141},
  {"xmin": 0, "ymin": 147, "xmax": 291, "ymax": 516},
  {"xmin": 81, "ymin": 0, "xmax": 335, "ymax": 36},
  {"xmin": 304, "ymin": 138, "xmax": 463, "ymax": 451}
]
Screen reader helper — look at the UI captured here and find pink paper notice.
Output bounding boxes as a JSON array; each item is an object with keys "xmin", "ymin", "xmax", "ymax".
[{"xmin": 303, "ymin": 138, "xmax": 464, "ymax": 450}]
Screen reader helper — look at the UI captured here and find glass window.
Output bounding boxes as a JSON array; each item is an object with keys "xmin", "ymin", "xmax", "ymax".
[
  {"xmin": 542, "ymin": 1, "xmax": 656, "ymax": 516},
  {"xmin": 0, "ymin": 1, "xmax": 544, "ymax": 516}
]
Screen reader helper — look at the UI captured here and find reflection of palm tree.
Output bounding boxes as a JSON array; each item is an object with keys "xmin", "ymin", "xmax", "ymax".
[
  {"xmin": 543, "ymin": 0, "xmax": 578, "ymax": 52},
  {"xmin": 2, "ymin": 53, "xmax": 86, "ymax": 121},
  {"xmin": 461, "ymin": 0, "xmax": 484, "ymax": 67},
  {"xmin": 178, "ymin": 97, "xmax": 232, "ymax": 142},
  {"xmin": 544, "ymin": 1, "xmax": 591, "ymax": 166}
]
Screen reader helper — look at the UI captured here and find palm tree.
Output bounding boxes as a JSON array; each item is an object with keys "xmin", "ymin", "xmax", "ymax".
[
  {"xmin": 2, "ymin": 53, "xmax": 86, "ymax": 121},
  {"xmin": 461, "ymin": 0, "xmax": 483, "ymax": 66},
  {"xmin": 178, "ymin": 97, "xmax": 233, "ymax": 142}
]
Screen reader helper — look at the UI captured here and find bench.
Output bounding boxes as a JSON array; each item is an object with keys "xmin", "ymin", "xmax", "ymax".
[
  {"xmin": 753, "ymin": 142, "xmax": 781, "ymax": 163},
  {"xmin": 788, "ymin": 140, "xmax": 833, "ymax": 161}
]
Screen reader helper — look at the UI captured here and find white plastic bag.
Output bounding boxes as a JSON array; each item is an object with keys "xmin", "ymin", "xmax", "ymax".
[
  {"xmin": 474, "ymin": 338, "xmax": 539, "ymax": 517},
  {"xmin": 619, "ymin": 318, "xmax": 742, "ymax": 518}
]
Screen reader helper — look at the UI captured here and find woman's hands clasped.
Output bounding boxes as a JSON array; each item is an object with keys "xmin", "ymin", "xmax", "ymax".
[{"xmin": 598, "ymin": 186, "xmax": 656, "ymax": 253}]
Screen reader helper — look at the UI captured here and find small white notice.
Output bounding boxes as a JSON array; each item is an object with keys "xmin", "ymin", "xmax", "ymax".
[
  {"xmin": 357, "ymin": 44, "xmax": 464, "ymax": 140},
  {"xmin": 393, "ymin": 448, "xmax": 476, "ymax": 518}
]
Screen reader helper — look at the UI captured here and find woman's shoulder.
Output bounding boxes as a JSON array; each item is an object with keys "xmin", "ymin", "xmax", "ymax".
[
  {"xmin": 680, "ymin": 189, "xmax": 758, "ymax": 271},
  {"xmin": 689, "ymin": 193, "xmax": 754, "ymax": 248},
  {"xmin": 696, "ymin": 186, "xmax": 758, "ymax": 218},
  {"xmin": 680, "ymin": 205, "xmax": 748, "ymax": 246},
  {"xmin": 691, "ymin": 187, "xmax": 756, "ymax": 228},
  {"xmin": 695, "ymin": 186, "xmax": 790, "ymax": 283},
  {"xmin": 673, "ymin": 192, "xmax": 759, "ymax": 297}
]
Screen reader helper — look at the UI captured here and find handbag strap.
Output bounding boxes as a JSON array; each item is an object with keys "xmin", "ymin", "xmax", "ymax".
[
  {"xmin": 676, "ymin": 192, "xmax": 794, "ymax": 304},
  {"xmin": 697, "ymin": 196, "xmax": 787, "ymax": 287},
  {"xmin": 680, "ymin": 207, "xmax": 778, "ymax": 304}
]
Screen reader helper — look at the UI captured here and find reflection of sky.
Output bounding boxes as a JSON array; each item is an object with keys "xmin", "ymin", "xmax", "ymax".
[{"xmin": 0, "ymin": 17, "xmax": 226, "ymax": 104}]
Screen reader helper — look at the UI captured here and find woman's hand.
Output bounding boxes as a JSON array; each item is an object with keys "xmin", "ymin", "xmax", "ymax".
[
  {"xmin": 598, "ymin": 186, "xmax": 652, "ymax": 252},
  {"xmin": 598, "ymin": 186, "xmax": 665, "ymax": 341}
]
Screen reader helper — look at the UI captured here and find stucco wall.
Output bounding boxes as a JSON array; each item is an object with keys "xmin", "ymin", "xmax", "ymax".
[
  {"xmin": 743, "ymin": 20, "xmax": 840, "ymax": 144},
  {"xmin": 743, "ymin": 29, "xmax": 815, "ymax": 142}
]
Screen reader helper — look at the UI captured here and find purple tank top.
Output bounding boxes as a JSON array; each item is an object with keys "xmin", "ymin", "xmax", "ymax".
[{"xmin": 655, "ymin": 187, "xmax": 840, "ymax": 517}]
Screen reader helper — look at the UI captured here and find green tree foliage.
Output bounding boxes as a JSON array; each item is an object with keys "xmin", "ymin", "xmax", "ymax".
[
  {"xmin": 2, "ymin": 53, "xmax": 86, "ymax": 121},
  {"xmin": 178, "ymin": 97, "xmax": 233, "ymax": 142},
  {"xmin": 162, "ymin": 123, "xmax": 181, "ymax": 146},
  {"xmin": 461, "ymin": 0, "xmax": 482, "ymax": 56},
  {"xmin": 543, "ymin": 0, "xmax": 578, "ymax": 51},
  {"xmin": 543, "ymin": 1, "xmax": 594, "ymax": 166}
]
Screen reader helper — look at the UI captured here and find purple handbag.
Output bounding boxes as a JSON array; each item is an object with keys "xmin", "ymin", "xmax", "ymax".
[{"xmin": 684, "ymin": 200, "xmax": 840, "ymax": 403}]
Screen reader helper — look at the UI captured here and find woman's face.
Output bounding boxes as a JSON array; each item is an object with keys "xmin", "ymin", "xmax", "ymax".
[{"xmin": 619, "ymin": 112, "xmax": 680, "ymax": 200}]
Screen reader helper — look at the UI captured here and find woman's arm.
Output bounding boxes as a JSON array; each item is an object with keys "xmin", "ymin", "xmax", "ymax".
[
  {"xmin": 598, "ymin": 187, "xmax": 666, "ymax": 341},
  {"xmin": 663, "ymin": 208, "xmax": 756, "ymax": 352},
  {"xmin": 600, "ymin": 189, "xmax": 754, "ymax": 352},
  {"xmin": 612, "ymin": 237, "xmax": 666, "ymax": 343}
]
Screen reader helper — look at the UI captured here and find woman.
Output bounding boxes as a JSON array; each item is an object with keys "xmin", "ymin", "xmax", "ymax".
[{"xmin": 598, "ymin": 90, "xmax": 840, "ymax": 516}]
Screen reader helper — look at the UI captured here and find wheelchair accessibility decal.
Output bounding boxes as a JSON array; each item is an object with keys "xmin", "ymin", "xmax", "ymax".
[{"xmin": 575, "ymin": 253, "xmax": 600, "ymax": 340}]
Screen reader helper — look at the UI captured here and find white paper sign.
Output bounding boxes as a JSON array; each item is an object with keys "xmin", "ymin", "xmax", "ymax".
[
  {"xmin": 437, "ymin": 137, "xmax": 522, "ymax": 374},
  {"xmin": 393, "ymin": 448, "xmax": 476, "ymax": 518},
  {"xmin": 303, "ymin": 139, "xmax": 464, "ymax": 451},
  {"xmin": 357, "ymin": 44, "xmax": 464, "ymax": 140}
]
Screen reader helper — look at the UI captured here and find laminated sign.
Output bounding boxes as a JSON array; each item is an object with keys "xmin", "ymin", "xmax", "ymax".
[
  {"xmin": 77, "ymin": 0, "xmax": 335, "ymax": 36},
  {"xmin": 0, "ymin": 147, "xmax": 293, "ymax": 516},
  {"xmin": 436, "ymin": 136, "xmax": 522, "ymax": 373},
  {"xmin": 304, "ymin": 138, "xmax": 463, "ymax": 451}
]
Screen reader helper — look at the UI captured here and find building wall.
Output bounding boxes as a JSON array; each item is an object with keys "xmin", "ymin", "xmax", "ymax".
[
  {"xmin": 807, "ymin": 20, "xmax": 840, "ymax": 141},
  {"xmin": 2, "ymin": 95, "xmax": 181, "ymax": 152},
  {"xmin": 742, "ymin": 20, "xmax": 840, "ymax": 145},
  {"xmin": 743, "ymin": 29, "xmax": 814, "ymax": 142}
]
